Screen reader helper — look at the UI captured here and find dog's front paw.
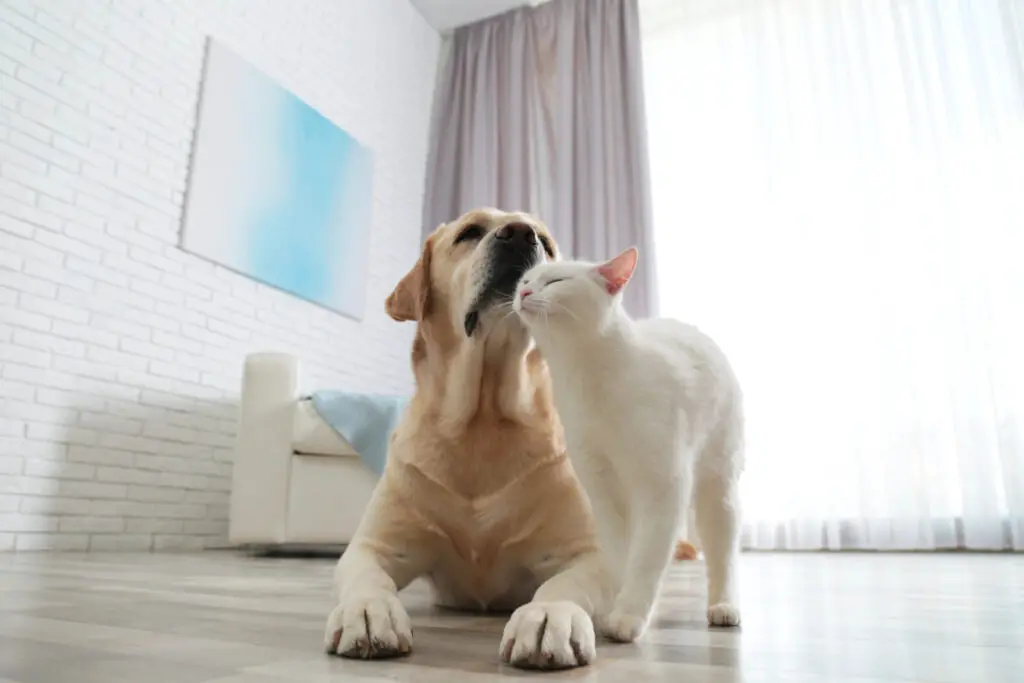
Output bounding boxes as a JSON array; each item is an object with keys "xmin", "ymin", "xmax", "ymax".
[
  {"xmin": 324, "ymin": 591, "xmax": 412, "ymax": 659},
  {"xmin": 499, "ymin": 600, "xmax": 595, "ymax": 670},
  {"xmin": 598, "ymin": 608, "xmax": 648, "ymax": 642},
  {"xmin": 707, "ymin": 602, "xmax": 741, "ymax": 627}
]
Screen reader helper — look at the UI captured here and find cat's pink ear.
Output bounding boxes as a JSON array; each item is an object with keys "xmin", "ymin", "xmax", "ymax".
[{"xmin": 595, "ymin": 247, "xmax": 638, "ymax": 295}]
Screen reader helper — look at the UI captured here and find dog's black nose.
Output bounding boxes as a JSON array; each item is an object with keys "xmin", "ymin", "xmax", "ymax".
[{"xmin": 495, "ymin": 222, "xmax": 537, "ymax": 248}]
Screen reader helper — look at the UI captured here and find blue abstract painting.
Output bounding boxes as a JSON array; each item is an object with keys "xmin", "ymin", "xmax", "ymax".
[{"xmin": 180, "ymin": 39, "xmax": 373, "ymax": 319}]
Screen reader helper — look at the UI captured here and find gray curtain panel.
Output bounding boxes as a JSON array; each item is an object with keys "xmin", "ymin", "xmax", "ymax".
[{"xmin": 422, "ymin": 0, "xmax": 658, "ymax": 317}]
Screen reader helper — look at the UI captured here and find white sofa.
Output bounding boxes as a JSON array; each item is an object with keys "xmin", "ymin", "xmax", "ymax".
[{"xmin": 228, "ymin": 352, "xmax": 379, "ymax": 548}]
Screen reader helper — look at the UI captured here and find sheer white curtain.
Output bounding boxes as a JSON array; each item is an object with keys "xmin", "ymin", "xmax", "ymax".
[{"xmin": 641, "ymin": 0, "xmax": 1024, "ymax": 550}]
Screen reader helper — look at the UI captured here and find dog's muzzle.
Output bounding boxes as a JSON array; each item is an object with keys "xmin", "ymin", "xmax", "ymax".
[{"xmin": 464, "ymin": 223, "xmax": 543, "ymax": 337}]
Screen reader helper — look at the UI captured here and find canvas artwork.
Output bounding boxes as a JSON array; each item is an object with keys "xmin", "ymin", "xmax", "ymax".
[{"xmin": 180, "ymin": 39, "xmax": 373, "ymax": 319}]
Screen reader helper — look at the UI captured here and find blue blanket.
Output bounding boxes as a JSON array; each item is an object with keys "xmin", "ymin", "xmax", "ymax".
[{"xmin": 309, "ymin": 391, "xmax": 409, "ymax": 476}]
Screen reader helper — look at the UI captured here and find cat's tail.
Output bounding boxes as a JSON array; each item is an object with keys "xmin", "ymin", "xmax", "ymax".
[{"xmin": 674, "ymin": 539, "xmax": 699, "ymax": 561}]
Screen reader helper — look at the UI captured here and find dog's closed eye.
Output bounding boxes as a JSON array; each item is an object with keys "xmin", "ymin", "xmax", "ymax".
[{"xmin": 455, "ymin": 224, "xmax": 485, "ymax": 245}]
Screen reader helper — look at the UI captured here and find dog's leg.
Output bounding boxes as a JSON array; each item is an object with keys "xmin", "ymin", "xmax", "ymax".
[
  {"xmin": 499, "ymin": 551, "xmax": 612, "ymax": 670},
  {"xmin": 324, "ymin": 485, "xmax": 435, "ymax": 659}
]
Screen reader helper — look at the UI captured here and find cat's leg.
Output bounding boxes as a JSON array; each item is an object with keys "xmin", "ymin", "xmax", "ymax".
[
  {"xmin": 567, "ymin": 456, "xmax": 631, "ymax": 589},
  {"xmin": 693, "ymin": 469, "xmax": 742, "ymax": 627},
  {"xmin": 600, "ymin": 474, "xmax": 687, "ymax": 642}
]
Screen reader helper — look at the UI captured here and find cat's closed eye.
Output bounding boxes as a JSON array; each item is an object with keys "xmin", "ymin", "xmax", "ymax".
[{"xmin": 544, "ymin": 278, "xmax": 566, "ymax": 286}]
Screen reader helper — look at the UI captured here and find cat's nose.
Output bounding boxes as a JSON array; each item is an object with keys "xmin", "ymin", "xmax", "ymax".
[
  {"xmin": 495, "ymin": 222, "xmax": 538, "ymax": 248},
  {"xmin": 519, "ymin": 289, "xmax": 533, "ymax": 300}
]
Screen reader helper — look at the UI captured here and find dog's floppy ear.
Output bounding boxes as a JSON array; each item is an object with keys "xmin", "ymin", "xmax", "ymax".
[{"xmin": 386, "ymin": 234, "xmax": 434, "ymax": 322}]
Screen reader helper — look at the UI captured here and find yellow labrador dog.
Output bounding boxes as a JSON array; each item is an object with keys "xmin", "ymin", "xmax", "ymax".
[{"xmin": 324, "ymin": 208, "xmax": 611, "ymax": 670}]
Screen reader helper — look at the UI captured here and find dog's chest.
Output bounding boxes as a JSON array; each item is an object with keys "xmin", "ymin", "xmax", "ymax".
[
  {"xmin": 435, "ymin": 497, "xmax": 518, "ymax": 564},
  {"xmin": 427, "ymin": 498, "xmax": 545, "ymax": 609}
]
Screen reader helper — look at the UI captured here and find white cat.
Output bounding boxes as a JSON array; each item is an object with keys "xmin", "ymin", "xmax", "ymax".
[{"xmin": 511, "ymin": 247, "xmax": 744, "ymax": 641}]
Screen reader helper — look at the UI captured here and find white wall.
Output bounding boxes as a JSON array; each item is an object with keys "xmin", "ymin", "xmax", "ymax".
[{"xmin": 0, "ymin": 0, "xmax": 440, "ymax": 551}]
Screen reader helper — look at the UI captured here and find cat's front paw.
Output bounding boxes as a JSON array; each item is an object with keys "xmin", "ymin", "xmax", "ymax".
[
  {"xmin": 707, "ymin": 602, "xmax": 741, "ymax": 627},
  {"xmin": 598, "ymin": 609, "xmax": 648, "ymax": 642}
]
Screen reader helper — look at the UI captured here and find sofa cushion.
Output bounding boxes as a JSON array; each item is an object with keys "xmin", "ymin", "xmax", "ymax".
[{"xmin": 291, "ymin": 399, "xmax": 359, "ymax": 457}]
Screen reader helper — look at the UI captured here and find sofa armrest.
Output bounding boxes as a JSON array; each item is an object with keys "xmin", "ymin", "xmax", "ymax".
[{"xmin": 229, "ymin": 352, "xmax": 301, "ymax": 545}]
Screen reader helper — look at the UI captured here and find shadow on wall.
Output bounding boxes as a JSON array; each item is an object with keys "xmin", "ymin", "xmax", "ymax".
[{"xmin": 14, "ymin": 390, "xmax": 237, "ymax": 552}]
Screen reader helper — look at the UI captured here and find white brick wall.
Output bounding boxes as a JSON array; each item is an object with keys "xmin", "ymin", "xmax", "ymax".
[{"xmin": 0, "ymin": 0, "xmax": 440, "ymax": 551}]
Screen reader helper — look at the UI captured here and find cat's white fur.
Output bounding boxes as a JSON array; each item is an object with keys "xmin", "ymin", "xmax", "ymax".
[{"xmin": 511, "ymin": 247, "xmax": 744, "ymax": 640}]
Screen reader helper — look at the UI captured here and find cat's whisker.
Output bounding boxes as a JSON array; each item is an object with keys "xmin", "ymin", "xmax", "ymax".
[
  {"xmin": 539, "ymin": 303, "xmax": 553, "ymax": 331},
  {"xmin": 523, "ymin": 298, "xmax": 561, "ymax": 330},
  {"xmin": 497, "ymin": 308, "xmax": 519, "ymax": 325},
  {"xmin": 485, "ymin": 299, "xmax": 523, "ymax": 326},
  {"xmin": 545, "ymin": 299, "xmax": 580, "ymax": 322}
]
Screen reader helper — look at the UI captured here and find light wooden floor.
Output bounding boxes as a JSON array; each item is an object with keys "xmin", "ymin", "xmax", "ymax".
[{"xmin": 0, "ymin": 552, "xmax": 1021, "ymax": 682}]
